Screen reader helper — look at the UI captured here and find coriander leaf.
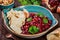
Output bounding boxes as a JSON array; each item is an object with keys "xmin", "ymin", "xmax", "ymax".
[
  {"xmin": 22, "ymin": 1, "xmax": 28, "ymax": 5},
  {"xmin": 43, "ymin": 18, "xmax": 48, "ymax": 24},
  {"xmin": 18, "ymin": 0, "xmax": 22, "ymax": 2},
  {"xmin": 37, "ymin": 12, "xmax": 44, "ymax": 17},
  {"xmin": 33, "ymin": 26, "xmax": 39, "ymax": 33},
  {"xmin": 18, "ymin": 0, "xmax": 41, "ymax": 5},
  {"xmin": 33, "ymin": 1, "xmax": 39, "ymax": 5},
  {"xmin": 27, "ymin": 17, "xmax": 32, "ymax": 22},
  {"xmin": 28, "ymin": 26, "xmax": 39, "ymax": 34},
  {"xmin": 31, "ymin": 0, "xmax": 36, "ymax": 2},
  {"xmin": 28, "ymin": 26, "xmax": 34, "ymax": 34}
]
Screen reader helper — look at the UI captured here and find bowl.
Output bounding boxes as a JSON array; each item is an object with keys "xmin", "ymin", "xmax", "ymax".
[
  {"xmin": 2, "ymin": 5, "xmax": 58, "ymax": 38},
  {"xmin": 0, "ymin": 0, "xmax": 14, "ymax": 9}
]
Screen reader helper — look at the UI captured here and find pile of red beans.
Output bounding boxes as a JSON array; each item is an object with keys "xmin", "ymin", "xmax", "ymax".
[{"xmin": 21, "ymin": 12, "xmax": 52, "ymax": 34}]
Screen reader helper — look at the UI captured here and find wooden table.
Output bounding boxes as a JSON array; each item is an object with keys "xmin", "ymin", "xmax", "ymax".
[{"xmin": 0, "ymin": 0, "xmax": 60, "ymax": 40}]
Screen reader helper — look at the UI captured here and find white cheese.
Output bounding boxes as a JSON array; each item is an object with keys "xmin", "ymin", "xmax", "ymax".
[{"xmin": 7, "ymin": 9, "xmax": 26, "ymax": 34}]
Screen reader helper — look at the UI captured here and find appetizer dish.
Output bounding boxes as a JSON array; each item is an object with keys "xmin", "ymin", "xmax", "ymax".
[
  {"xmin": 47, "ymin": 28, "xmax": 60, "ymax": 40},
  {"xmin": 21, "ymin": 12, "xmax": 52, "ymax": 34},
  {"xmin": 0, "ymin": 0, "xmax": 13, "ymax": 5},
  {"xmin": 3, "ymin": 5, "xmax": 58, "ymax": 38},
  {"xmin": 42, "ymin": 0, "xmax": 60, "ymax": 13},
  {"xmin": 0, "ymin": 0, "xmax": 14, "ymax": 9},
  {"xmin": 7, "ymin": 9, "xmax": 52, "ymax": 34}
]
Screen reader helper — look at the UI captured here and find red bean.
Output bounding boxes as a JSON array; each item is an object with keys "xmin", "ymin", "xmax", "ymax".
[{"xmin": 21, "ymin": 12, "xmax": 52, "ymax": 34}]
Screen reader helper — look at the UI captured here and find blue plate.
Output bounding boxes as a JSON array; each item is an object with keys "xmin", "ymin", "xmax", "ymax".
[{"xmin": 2, "ymin": 5, "xmax": 58, "ymax": 38}]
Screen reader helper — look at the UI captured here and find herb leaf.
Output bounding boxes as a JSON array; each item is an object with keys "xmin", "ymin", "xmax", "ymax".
[
  {"xmin": 27, "ymin": 17, "xmax": 32, "ymax": 22},
  {"xmin": 43, "ymin": 18, "xmax": 48, "ymax": 24},
  {"xmin": 18, "ymin": 0, "xmax": 41, "ymax": 5},
  {"xmin": 28, "ymin": 26, "xmax": 39, "ymax": 34},
  {"xmin": 37, "ymin": 12, "xmax": 44, "ymax": 17},
  {"xmin": 33, "ymin": 1, "xmax": 39, "ymax": 5}
]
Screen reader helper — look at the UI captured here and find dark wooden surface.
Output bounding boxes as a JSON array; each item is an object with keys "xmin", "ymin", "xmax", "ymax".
[{"xmin": 0, "ymin": 0, "xmax": 60, "ymax": 40}]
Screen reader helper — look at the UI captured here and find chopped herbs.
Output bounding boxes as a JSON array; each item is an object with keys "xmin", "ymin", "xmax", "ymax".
[
  {"xmin": 28, "ymin": 26, "xmax": 39, "ymax": 34},
  {"xmin": 18, "ymin": 0, "xmax": 41, "ymax": 5},
  {"xmin": 37, "ymin": 12, "xmax": 44, "ymax": 17},
  {"xmin": 27, "ymin": 17, "xmax": 32, "ymax": 22},
  {"xmin": 43, "ymin": 18, "xmax": 48, "ymax": 24}
]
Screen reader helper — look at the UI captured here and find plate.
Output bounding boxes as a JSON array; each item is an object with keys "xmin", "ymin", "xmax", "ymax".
[{"xmin": 2, "ymin": 5, "xmax": 58, "ymax": 38}]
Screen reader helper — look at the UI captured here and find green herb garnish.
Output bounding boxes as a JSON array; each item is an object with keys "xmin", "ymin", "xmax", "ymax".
[
  {"xmin": 18, "ymin": 0, "xmax": 41, "ymax": 5},
  {"xmin": 37, "ymin": 12, "xmax": 44, "ymax": 17},
  {"xmin": 31, "ymin": 0, "xmax": 36, "ymax": 2},
  {"xmin": 27, "ymin": 17, "xmax": 32, "ymax": 22},
  {"xmin": 33, "ymin": 1, "xmax": 39, "ymax": 5},
  {"xmin": 28, "ymin": 26, "xmax": 39, "ymax": 34},
  {"xmin": 43, "ymin": 18, "xmax": 48, "ymax": 24}
]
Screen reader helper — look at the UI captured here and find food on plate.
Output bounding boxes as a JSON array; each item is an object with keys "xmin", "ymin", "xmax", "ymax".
[
  {"xmin": 42, "ymin": 0, "xmax": 58, "ymax": 11},
  {"xmin": 18, "ymin": 0, "xmax": 41, "ymax": 5},
  {"xmin": 42, "ymin": 0, "xmax": 60, "ymax": 13},
  {"xmin": 7, "ymin": 9, "xmax": 29, "ymax": 34},
  {"xmin": 47, "ymin": 28, "xmax": 60, "ymax": 40},
  {"xmin": 0, "ymin": 0, "xmax": 13, "ymax": 5},
  {"xmin": 7, "ymin": 9, "xmax": 52, "ymax": 34},
  {"xmin": 21, "ymin": 12, "xmax": 52, "ymax": 34}
]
